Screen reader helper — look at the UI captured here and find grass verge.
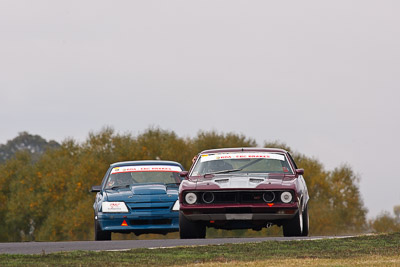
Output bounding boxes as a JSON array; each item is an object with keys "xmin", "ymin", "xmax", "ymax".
[{"xmin": 1, "ymin": 232, "xmax": 399, "ymax": 266}]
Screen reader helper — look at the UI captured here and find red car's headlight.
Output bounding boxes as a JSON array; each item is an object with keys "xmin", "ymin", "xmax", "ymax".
[
  {"xmin": 185, "ymin": 193, "xmax": 197, "ymax": 204},
  {"xmin": 280, "ymin": 192, "xmax": 293, "ymax": 203}
]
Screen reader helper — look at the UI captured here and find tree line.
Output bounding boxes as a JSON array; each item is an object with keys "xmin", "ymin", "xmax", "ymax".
[
  {"xmin": 0, "ymin": 132, "xmax": 60, "ymax": 164},
  {"xmin": 0, "ymin": 128, "xmax": 397, "ymax": 241}
]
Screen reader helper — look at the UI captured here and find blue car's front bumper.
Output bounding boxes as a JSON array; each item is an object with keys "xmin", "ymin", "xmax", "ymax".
[{"xmin": 97, "ymin": 201, "xmax": 179, "ymax": 235}]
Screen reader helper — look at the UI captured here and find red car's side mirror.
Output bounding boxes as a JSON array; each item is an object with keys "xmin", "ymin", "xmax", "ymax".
[
  {"xmin": 179, "ymin": 171, "xmax": 189, "ymax": 179},
  {"xmin": 295, "ymin": 169, "xmax": 304, "ymax": 175}
]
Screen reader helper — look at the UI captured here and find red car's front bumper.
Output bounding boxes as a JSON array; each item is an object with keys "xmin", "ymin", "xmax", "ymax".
[{"xmin": 180, "ymin": 203, "xmax": 299, "ymax": 221}]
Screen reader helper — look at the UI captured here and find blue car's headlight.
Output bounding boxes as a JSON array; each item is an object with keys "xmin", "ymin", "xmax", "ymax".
[
  {"xmin": 172, "ymin": 200, "xmax": 180, "ymax": 211},
  {"xmin": 102, "ymin": 202, "xmax": 129, "ymax": 213}
]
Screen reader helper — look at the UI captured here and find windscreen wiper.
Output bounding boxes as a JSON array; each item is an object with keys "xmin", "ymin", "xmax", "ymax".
[
  {"xmin": 108, "ymin": 184, "xmax": 130, "ymax": 190},
  {"xmin": 204, "ymin": 168, "xmax": 242, "ymax": 176},
  {"xmin": 238, "ymin": 158, "xmax": 263, "ymax": 170}
]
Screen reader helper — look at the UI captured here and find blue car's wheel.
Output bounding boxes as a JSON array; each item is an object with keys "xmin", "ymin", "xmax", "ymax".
[
  {"xmin": 95, "ymin": 219, "xmax": 111, "ymax": 241},
  {"xmin": 179, "ymin": 211, "xmax": 206, "ymax": 239}
]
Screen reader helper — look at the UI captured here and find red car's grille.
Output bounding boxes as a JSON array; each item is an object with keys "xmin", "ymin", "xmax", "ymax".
[
  {"xmin": 214, "ymin": 192, "xmax": 237, "ymax": 203},
  {"xmin": 193, "ymin": 191, "xmax": 292, "ymax": 204},
  {"xmin": 211, "ymin": 192, "xmax": 266, "ymax": 203}
]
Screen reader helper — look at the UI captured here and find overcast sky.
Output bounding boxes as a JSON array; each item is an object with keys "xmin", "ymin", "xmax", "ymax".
[{"xmin": 1, "ymin": 1, "xmax": 399, "ymax": 218}]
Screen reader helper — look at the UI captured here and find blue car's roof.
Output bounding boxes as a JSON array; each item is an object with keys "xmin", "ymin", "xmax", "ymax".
[{"xmin": 110, "ymin": 160, "xmax": 184, "ymax": 169}]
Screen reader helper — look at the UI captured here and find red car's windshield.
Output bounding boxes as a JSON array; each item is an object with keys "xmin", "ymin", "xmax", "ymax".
[{"xmin": 191, "ymin": 152, "xmax": 293, "ymax": 176}]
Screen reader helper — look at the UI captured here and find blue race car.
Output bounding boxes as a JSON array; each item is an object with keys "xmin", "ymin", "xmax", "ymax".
[{"xmin": 91, "ymin": 160, "xmax": 184, "ymax": 241}]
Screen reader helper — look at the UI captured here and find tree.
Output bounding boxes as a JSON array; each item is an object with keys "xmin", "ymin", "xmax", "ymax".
[
  {"xmin": 193, "ymin": 130, "xmax": 257, "ymax": 153},
  {"xmin": 325, "ymin": 165, "xmax": 367, "ymax": 233},
  {"xmin": 394, "ymin": 205, "xmax": 400, "ymax": 222},
  {"xmin": 135, "ymin": 127, "xmax": 193, "ymax": 169},
  {"xmin": 0, "ymin": 151, "xmax": 36, "ymax": 241},
  {"xmin": 369, "ymin": 206, "xmax": 400, "ymax": 233},
  {"xmin": 0, "ymin": 132, "xmax": 60, "ymax": 164}
]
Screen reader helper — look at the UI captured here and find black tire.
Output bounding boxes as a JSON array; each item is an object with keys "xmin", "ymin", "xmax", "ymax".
[
  {"xmin": 95, "ymin": 219, "xmax": 111, "ymax": 241},
  {"xmin": 179, "ymin": 211, "xmax": 206, "ymax": 239},
  {"xmin": 283, "ymin": 207, "xmax": 303, "ymax": 237},
  {"xmin": 301, "ymin": 203, "xmax": 309, "ymax": 236}
]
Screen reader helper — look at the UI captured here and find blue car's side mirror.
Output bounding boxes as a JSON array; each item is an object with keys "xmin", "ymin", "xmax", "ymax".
[{"xmin": 91, "ymin": 185, "xmax": 101, "ymax": 192}]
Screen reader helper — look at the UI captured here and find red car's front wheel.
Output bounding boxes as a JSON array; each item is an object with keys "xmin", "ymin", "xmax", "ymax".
[
  {"xmin": 301, "ymin": 204, "xmax": 309, "ymax": 236},
  {"xmin": 283, "ymin": 207, "xmax": 304, "ymax": 237},
  {"xmin": 179, "ymin": 212, "xmax": 206, "ymax": 239}
]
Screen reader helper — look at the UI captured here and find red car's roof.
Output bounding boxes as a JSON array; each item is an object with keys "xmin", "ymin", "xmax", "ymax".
[{"xmin": 199, "ymin": 147, "xmax": 288, "ymax": 154}]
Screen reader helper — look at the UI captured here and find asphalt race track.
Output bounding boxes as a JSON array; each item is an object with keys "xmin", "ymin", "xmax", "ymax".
[{"xmin": 0, "ymin": 236, "xmax": 351, "ymax": 254}]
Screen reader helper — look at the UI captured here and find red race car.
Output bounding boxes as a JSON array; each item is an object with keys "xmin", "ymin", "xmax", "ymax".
[{"xmin": 178, "ymin": 148, "xmax": 309, "ymax": 238}]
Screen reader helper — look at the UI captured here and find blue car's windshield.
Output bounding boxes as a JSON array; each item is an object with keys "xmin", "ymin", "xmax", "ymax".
[{"xmin": 105, "ymin": 165, "xmax": 182, "ymax": 189}]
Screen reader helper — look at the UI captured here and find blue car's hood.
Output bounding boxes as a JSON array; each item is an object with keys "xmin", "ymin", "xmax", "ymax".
[
  {"xmin": 105, "ymin": 184, "xmax": 179, "ymax": 202},
  {"xmin": 131, "ymin": 184, "xmax": 167, "ymax": 195}
]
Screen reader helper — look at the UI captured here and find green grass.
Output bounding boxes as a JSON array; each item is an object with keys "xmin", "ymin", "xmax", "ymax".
[{"xmin": 1, "ymin": 232, "xmax": 399, "ymax": 266}]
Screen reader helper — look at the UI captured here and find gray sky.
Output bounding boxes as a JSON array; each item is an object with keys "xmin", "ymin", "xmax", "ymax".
[{"xmin": 1, "ymin": 1, "xmax": 399, "ymax": 218}]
